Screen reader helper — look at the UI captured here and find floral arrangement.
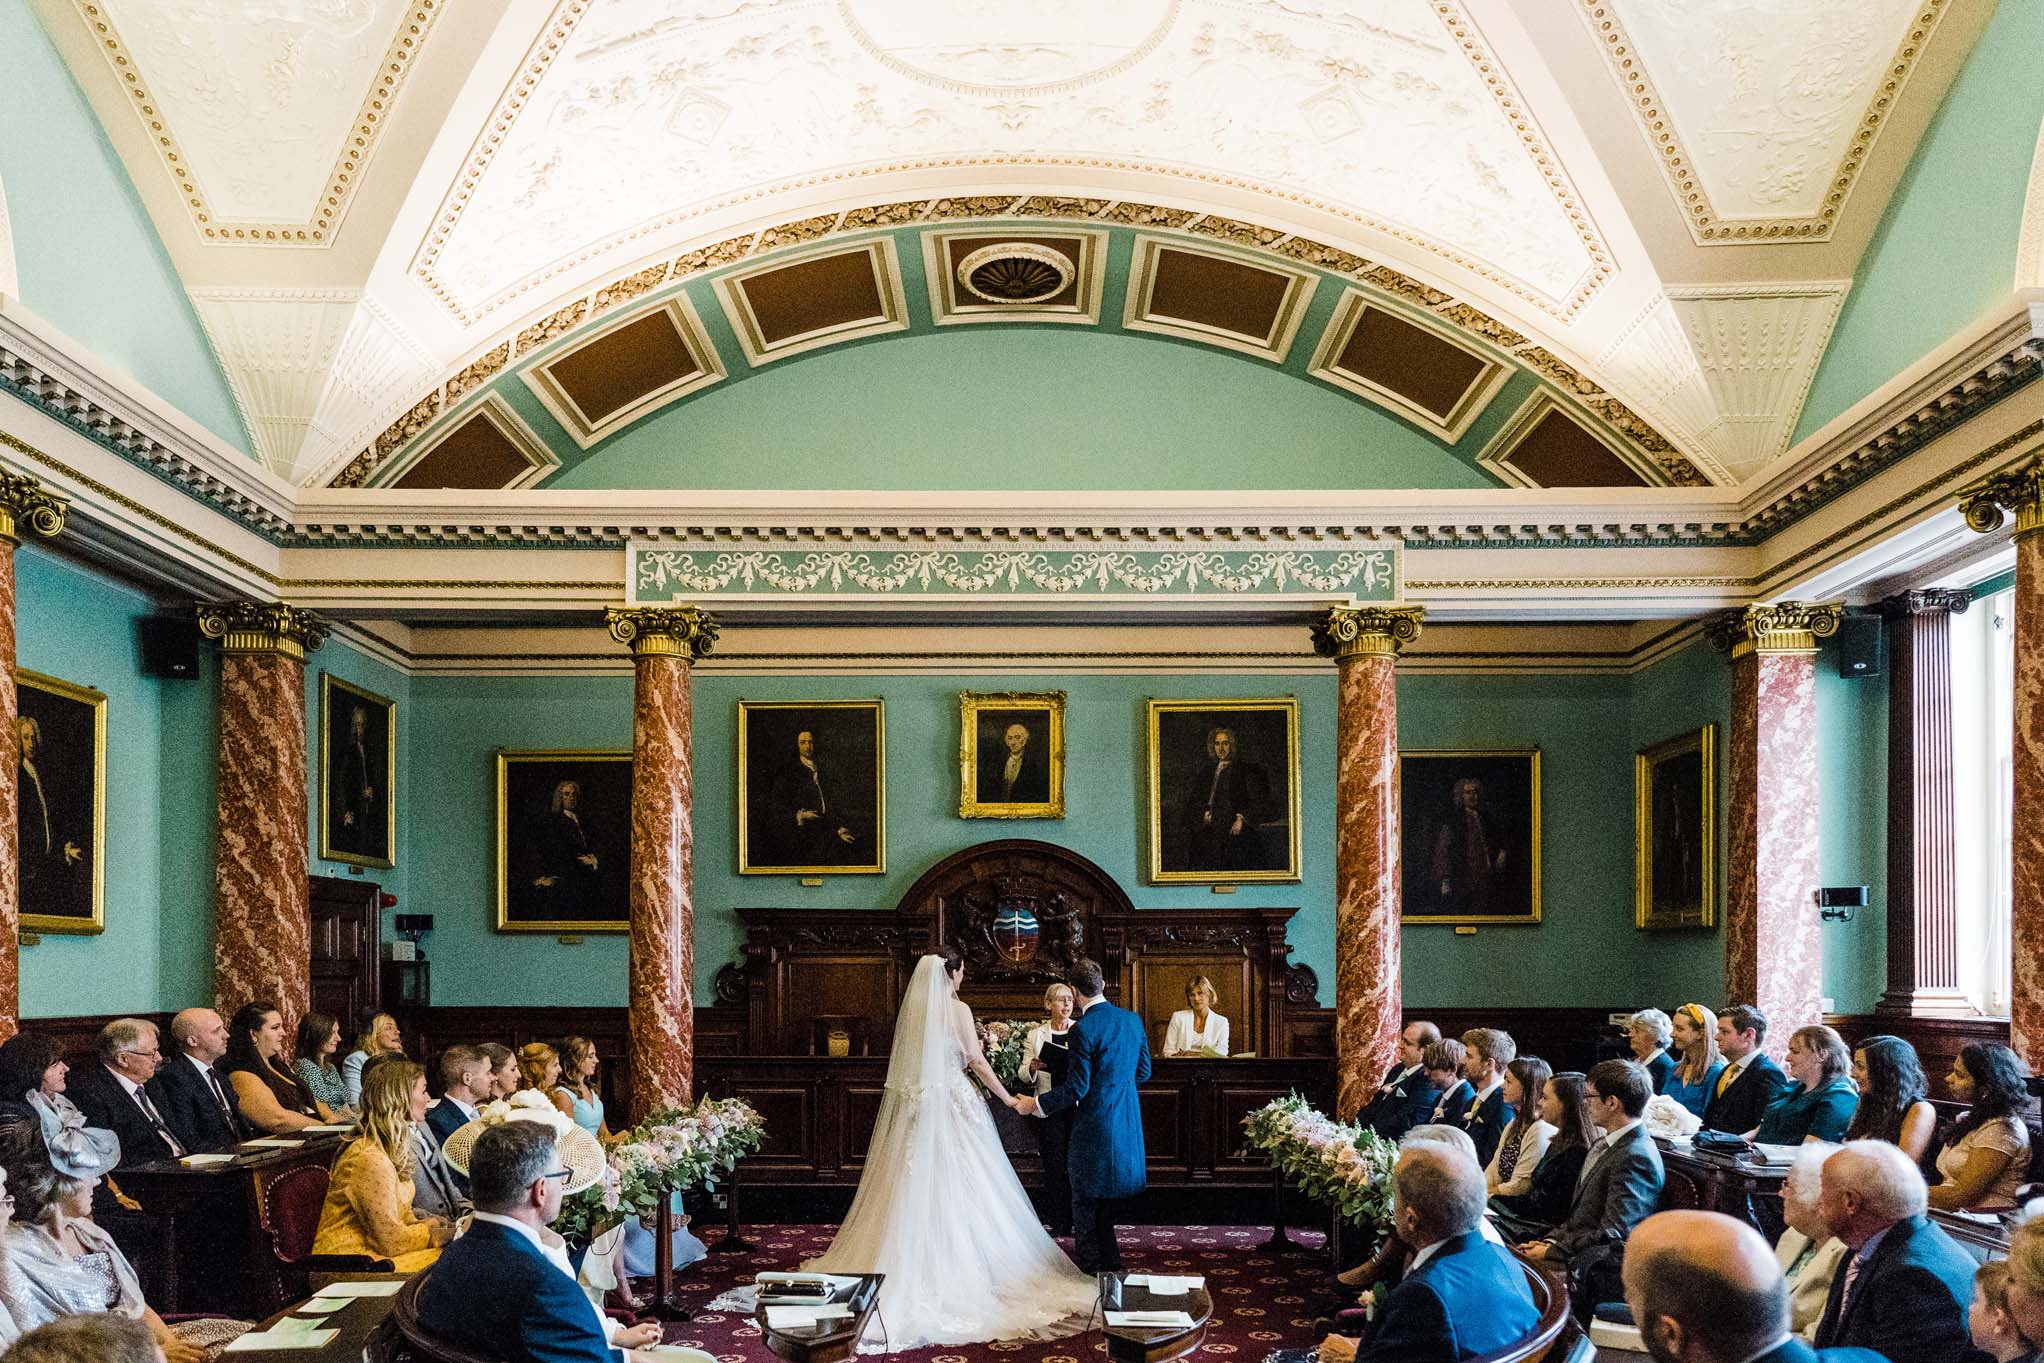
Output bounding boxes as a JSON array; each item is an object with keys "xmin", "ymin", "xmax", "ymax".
[
  {"xmin": 1241, "ymin": 1093, "xmax": 1397, "ymax": 1233},
  {"xmin": 554, "ymin": 1094, "xmax": 766, "ymax": 1245},
  {"xmin": 975, "ymin": 1018, "xmax": 1040, "ymax": 1089}
]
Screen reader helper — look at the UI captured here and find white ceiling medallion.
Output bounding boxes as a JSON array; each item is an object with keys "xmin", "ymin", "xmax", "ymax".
[
  {"xmin": 956, "ymin": 243, "xmax": 1076, "ymax": 305},
  {"xmin": 68, "ymin": 0, "xmax": 446, "ymax": 245},
  {"xmin": 1580, "ymin": 0, "xmax": 1950, "ymax": 243}
]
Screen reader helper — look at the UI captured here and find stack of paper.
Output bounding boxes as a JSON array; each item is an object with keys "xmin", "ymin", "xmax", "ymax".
[
  {"xmin": 1125, "ymin": 1274, "xmax": 1203, "ymax": 1295},
  {"xmin": 1106, "ymin": 1310, "xmax": 1196, "ymax": 1329},
  {"xmin": 241, "ymin": 1137, "xmax": 307, "ymax": 1149},
  {"xmin": 178, "ymin": 1153, "xmax": 236, "ymax": 1167},
  {"xmin": 223, "ymin": 1318, "xmax": 339, "ymax": 1351},
  {"xmin": 764, "ymin": 1304, "xmax": 854, "ymax": 1330}
]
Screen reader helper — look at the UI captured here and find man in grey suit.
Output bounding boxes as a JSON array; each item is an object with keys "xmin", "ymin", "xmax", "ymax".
[{"xmin": 1521, "ymin": 1058, "xmax": 1665, "ymax": 1317}]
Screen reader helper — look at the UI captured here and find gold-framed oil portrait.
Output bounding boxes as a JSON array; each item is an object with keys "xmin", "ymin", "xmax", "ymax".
[
  {"xmin": 1399, "ymin": 749, "xmax": 1542, "ymax": 924},
  {"xmin": 959, "ymin": 690, "xmax": 1065, "ymax": 819},
  {"xmin": 1146, "ymin": 698, "xmax": 1301, "ymax": 884},
  {"xmin": 738, "ymin": 699, "xmax": 886, "ymax": 874},
  {"xmin": 1636, "ymin": 724, "xmax": 1716, "ymax": 929},
  {"xmin": 495, "ymin": 750, "xmax": 632, "ymax": 932},
  {"xmin": 15, "ymin": 669, "xmax": 105, "ymax": 935},
  {"xmin": 319, "ymin": 673, "xmax": 396, "ymax": 869}
]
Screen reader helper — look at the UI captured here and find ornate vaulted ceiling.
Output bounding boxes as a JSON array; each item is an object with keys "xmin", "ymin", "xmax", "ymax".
[{"xmin": 13, "ymin": 0, "xmax": 2010, "ymax": 498}]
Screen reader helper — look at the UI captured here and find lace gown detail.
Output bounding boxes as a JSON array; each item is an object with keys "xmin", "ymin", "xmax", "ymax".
[{"xmin": 806, "ymin": 959, "xmax": 1097, "ymax": 1350}]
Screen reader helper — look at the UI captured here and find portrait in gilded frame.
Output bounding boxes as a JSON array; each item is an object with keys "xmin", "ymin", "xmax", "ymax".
[
  {"xmin": 320, "ymin": 673, "xmax": 396, "ymax": 869},
  {"xmin": 739, "ymin": 699, "xmax": 886, "ymax": 874},
  {"xmin": 1146, "ymin": 698, "xmax": 1301, "ymax": 884},
  {"xmin": 1636, "ymin": 725, "xmax": 1716, "ymax": 929},
  {"xmin": 495, "ymin": 750, "xmax": 632, "ymax": 932},
  {"xmin": 16, "ymin": 670, "xmax": 105, "ymax": 935},
  {"xmin": 959, "ymin": 691, "xmax": 1065, "ymax": 819},
  {"xmin": 1399, "ymin": 749, "xmax": 1541, "ymax": 924}
]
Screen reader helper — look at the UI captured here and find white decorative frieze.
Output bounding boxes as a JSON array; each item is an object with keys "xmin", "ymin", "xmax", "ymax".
[{"xmin": 190, "ymin": 288, "xmax": 364, "ymax": 476}]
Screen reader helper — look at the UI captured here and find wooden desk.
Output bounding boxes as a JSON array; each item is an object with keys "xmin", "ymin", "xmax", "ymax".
[
  {"xmin": 1102, "ymin": 1276, "xmax": 1211, "ymax": 1363},
  {"xmin": 1656, "ymin": 1141, "xmax": 1786, "ymax": 1232},
  {"xmin": 107, "ymin": 1133, "xmax": 348, "ymax": 1316},
  {"xmin": 225, "ymin": 1277, "xmax": 406, "ymax": 1363},
  {"xmin": 755, "ymin": 1273, "xmax": 883, "ymax": 1363}
]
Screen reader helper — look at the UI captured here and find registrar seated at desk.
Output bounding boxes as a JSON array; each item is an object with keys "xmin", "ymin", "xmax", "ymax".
[{"xmin": 1162, "ymin": 977, "xmax": 1230, "ymax": 1058}]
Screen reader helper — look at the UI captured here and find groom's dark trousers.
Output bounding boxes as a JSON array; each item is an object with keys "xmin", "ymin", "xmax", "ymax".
[{"xmin": 1037, "ymin": 996, "xmax": 1152, "ymax": 1273}]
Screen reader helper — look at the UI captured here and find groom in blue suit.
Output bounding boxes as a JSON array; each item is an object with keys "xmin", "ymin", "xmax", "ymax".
[{"xmin": 1020, "ymin": 957, "xmax": 1152, "ymax": 1273}]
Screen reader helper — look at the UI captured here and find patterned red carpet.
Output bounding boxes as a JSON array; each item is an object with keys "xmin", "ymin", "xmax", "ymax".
[{"xmin": 649, "ymin": 1224, "xmax": 1340, "ymax": 1362}]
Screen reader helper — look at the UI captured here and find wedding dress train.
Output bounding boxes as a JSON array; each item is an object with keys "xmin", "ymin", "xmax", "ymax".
[{"xmin": 806, "ymin": 955, "xmax": 1099, "ymax": 1350}]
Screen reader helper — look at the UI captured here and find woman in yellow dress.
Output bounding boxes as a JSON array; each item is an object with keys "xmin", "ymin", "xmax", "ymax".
[{"xmin": 312, "ymin": 1060, "xmax": 452, "ymax": 1272}]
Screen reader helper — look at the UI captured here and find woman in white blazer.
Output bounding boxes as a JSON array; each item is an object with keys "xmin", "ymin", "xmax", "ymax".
[{"xmin": 1162, "ymin": 975, "xmax": 1230, "ymax": 1058}]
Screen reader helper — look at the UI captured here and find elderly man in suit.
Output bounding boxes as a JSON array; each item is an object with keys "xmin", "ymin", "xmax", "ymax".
[
  {"xmin": 68, "ymin": 1017, "xmax": 185, "ymax": 1165},
  {"xmin": 153, "ymin": 1007, "xmax": 247, "ymax": 1152},
  {"xmin": 1623, "ymin": 1210, "xmax": 1887, "ymax": 1363},
  {"xmin": 1356, "ymin": 1021, "xmax": 1444, "ymax": 1139},
  {"xmin": 1703, "ymin": 1004, "xmax": 1793, "ymax": 1135},
  {"xmin": 1811, "ymin": 1141, "xmax": 1985, "ymax": 1363},
  {"xmin": 1521, "ymin": 1058, "xmax": 1664, "ymax": 1315}
]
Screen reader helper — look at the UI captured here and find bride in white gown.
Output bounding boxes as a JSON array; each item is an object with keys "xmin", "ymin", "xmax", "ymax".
[{"xmin": 806, "ymin": 950, "xmax": 1099, "ymax": 1350}]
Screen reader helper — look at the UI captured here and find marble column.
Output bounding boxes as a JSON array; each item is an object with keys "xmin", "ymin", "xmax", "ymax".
[
  {"xmin": 1959, "ymin": 460, "xmax": 2044, "ymax": 1063},
  {"xmin": 0, "ymin": 473, "xmax": 67, "ymax": 1042},
  {"xmin": 197, "ymin": 603, "xmax": 329, "ymax": 1026},
  {"xmin": 1710, "ymin": 603, "xmax": 1842, "ymax": 1051},
  {"xmin": 1312, "ymin": 604, "xmax": 1423, "ymax": 1121},
  {"xmin": 607, "ymin": 605, "xmax": 718, "ymax": 1121},
  {"xmin": 1877, "ymin": 589, "xmax": 1972, "ymax": 1017}
]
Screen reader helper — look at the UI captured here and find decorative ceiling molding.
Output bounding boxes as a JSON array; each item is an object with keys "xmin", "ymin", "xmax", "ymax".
[
  {"xmin": 1580, "ymin": 0, "xmax": 1950, "ymax": 244},
  {"xmin": 712, "ymin": 237, "xmax": 911, "ymax": 367},
  {"xmin": 188, "ymin": 288, "xmax": 364, "ymax": 476},
  {"xmin": 1474, "ymin": 390, "xmax": 1665, "ymax": 489},
  {"xmin": 68, "ymin": 0, "xmax": 446, "ymax": 245},
  {"xmin": 2019, "ymin": 117, "xmax": 2044, "ymax": 290},
  {"xmin": 1306, "ymin": 291, "xmax": 1513, "ymax": 444},
  {"xmin": 297, "ymin": 295, "xmax": 441, "ymax": 486},
  {"xmin": 1663, "ymin": 283, "xmax": 1852, "ymax": 475},
  {"xmin": 922, "ymin": 228, "xmax": 1108, "ymax": 328},
  {"xmin": 519, "ymin": 293, "xmax": 725, "ymax": 449},
  {"xmin": 0, "ymin": 173, "xmax": 17, "ymax": 298},
  {"xmin": 367, "ymin": 391, "xmax": 559, "ymax": 491},
  {"xmin": 1121, "ymin": 235, "xmax": 1317, "ymax": 363}
]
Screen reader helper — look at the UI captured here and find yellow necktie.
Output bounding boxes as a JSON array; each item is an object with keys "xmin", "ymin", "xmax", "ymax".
[{"xmin": 1714, "ymin": 1065, "xmax": 1736, "ymax": 1098}]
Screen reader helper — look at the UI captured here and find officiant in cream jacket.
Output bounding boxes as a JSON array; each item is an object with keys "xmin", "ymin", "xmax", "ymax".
[{"xmin": 1162, "ymin": 976, "xmax": 1230, "ymax": 1058}]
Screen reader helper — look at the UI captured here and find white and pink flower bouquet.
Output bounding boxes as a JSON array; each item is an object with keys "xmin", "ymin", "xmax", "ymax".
[{"xmin": 1241, "ymin": 1093, "xmax": 1397, "ymax": 1232}]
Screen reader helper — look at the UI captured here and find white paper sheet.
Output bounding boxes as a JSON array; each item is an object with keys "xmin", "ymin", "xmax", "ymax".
[
  {"xmin": 222, "ymin": 1327, "xmax": 340, "ymax": 1350},
  {"xmin": 307, "ymin": 1279, "xmax": 404, "ymax": 1297},
  {"xmin": 1125, "ymin": 1274, "xmax": 1203, "ymax": 1295},
  {"xmin": 764, "ymin": 1305, "xmax": 853, "ymax": 1329},
  {"xmin": 241, "ymin": 1138, "xmax": 307, "ymax": 1149},
  {"xmin": 178, "ymin": 1153, "xmax": 236, "ymax": 1166},
  {"xmin": 1106, "ymin": 1310, "xmax": 1196, "ymax": 1328}
]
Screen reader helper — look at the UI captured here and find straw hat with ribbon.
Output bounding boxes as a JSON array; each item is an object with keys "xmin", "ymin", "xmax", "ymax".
[{"xmin": 440, "ymin": 1090, "xmax": 604, "ymax": 1195}]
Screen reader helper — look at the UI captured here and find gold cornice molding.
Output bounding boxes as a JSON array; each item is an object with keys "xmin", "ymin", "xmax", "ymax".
[
  {"xmin": 1706, "ymin": 602, "xmax": 1843, "ymax": 658},
  {"xmin": 605, "ymin": 605, "xmax": 719, "ymax": 661},
  {"xmin": 1958, "ymin": 456, "xmax": 2044, "ymax": 540},
  {"xmin": 196, "ymin": 601, "xmax": 330, "ymax": 661},
  {"xmin": 1310, "ymin": 605, "xmax": 1425, "ymax": 661},
  {"xmin": 0, "ymin": 470, "xmax": 69, "ymax": 545}
]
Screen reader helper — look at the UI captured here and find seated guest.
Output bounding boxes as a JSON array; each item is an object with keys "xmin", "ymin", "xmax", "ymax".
[
  {"xmin": 1357, "ymin": 1021, "xmax": 1443, "ymax": 1141},
  {"xmin": 1490, "ymin": 1069, "xmax": 1594, "ymax": 1242},
  {"xmin": 1753, "ymin": 1026, "xmax": 1857, "ymax": 1146},
  {"xmin": 0, "ymin": 1035, "xmax": 119, "ymax": 1181},
  {"xmin": 5, "ymin": 1313, "xmax": 166, "ymax": 1363},
  {"xmin": 1336, "ymin": 1124, "xmax": 1510, "ymax": 1290},
  {"xmin": 153, "ymin": 1008, "xmax": 248, "ymax": 1153},
  {"xmin": 556, "ymin": 1036, "xmax": 612, "ymax": 1141},
  {"xmin": 1929, "ymin": 1042, "xmax": 2033, "ymax": 1212},
  {"xmin": 1775, "ymin": 1142, "xmax": 1847, "ymax": 1340},
  {"xmin": 480, "ymin": 1042, "xmax": 520, "ymax": 1099},
  {"xmin": 521, "ymin": 1042, "xmax": 565, "ymax": 1108},
  {"xmin": 359, "ymin": 1054, "xmax": 470, "ymax": 1225},
  {"xmin": 1484, "ymin": 1056, "xmax": 1553, "ymax": 1201},
  {"xmin": 66, "ymin": 1018, "xmax": 185, "ymax": 1165},
  {"xmin": 1627, "ymin": 1009, "xmax": 1677, "ymax": 1093},
  {"xmin": 418, "ymin": 1118, "xmax": 664, "ymax": 1363},
  {"xmin": 1421, "ymin": 1040, "xmax": 1473, "ymax": 1127},
  {"xmin": 221, "ymin": 1002, "xmax": 327, "ymax": 1132},
  {"xmin": 2005, "ymin": 1217, "xmax": 2044, "ymax": 1349},
  {"xmin": 1844, "ymin": 1036, "xmax": 1935, "ymax": 1163},
  {"xmin": 1812, "ymin": 1140, "xmax": 1982, "ymax": 1363},
  {"xmin": 1521, "ymin": 1059, "xmax": 1664, "ymax": 1311},
  {"xmin": 312, "ymin": 1060, "xmax": 452, "ymax": 1272},
  {"xmin": 1968, "ymin": 1262, "xmax": 2032, "ymax": 1363},
  {"xmin": 1704, "ymin": 1004, "xmax": 1793, "ymax": 1136},
  {"xmin": 1163, "ymin": 975, "xmax": 1230, "ymax": 1058},
  {"xmin": 341, "ymin": 1013, "xmax": 404, "ymax": 1109},
  {"xmin": 426, "ymin": 1045, "xmax": 491, "ymax": 1149},
  {"xmin": 1664, "ymin": 1004, "xmax": 1727, "ymax": 1119},
  {"xmin": 292, "ymin": 1012, "xmax": 352, "ymax": 1120},
  {"xmin": 1455, "ymin": 1029, "xmax": 1515, "ymax": 1168}
]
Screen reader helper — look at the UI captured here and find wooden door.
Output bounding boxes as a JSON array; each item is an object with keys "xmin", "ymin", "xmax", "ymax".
[{"xmin": 308, "ymin": 877, "xmax": 380, "ymax": 1030}]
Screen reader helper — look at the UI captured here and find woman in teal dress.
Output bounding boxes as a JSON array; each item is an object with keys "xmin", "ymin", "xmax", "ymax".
[
  {"xmin": 554, "ymin": 1036, "xmax": 708, "ymax": 1279},
  {"xmin": 1661, "ymin": 1003, "xmax": 1727, "ymax": 1119},
  {"xmin": 1753, "ymin": 1023, "xmax": 1858, "ymax": 1145}
]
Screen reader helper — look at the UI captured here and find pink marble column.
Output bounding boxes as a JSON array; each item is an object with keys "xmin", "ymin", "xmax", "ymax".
[
  {"xmin": 1960, "ymin": 462, "xmax": 2044, "ymax": 1064},
  {"xmin": 607, "ymin": 606, "xmax": 718, "ymax": 1121},
  {"xmin": 197, "ymin": 603, "xmax": 329, "ymax": 1026},
  {"xmin": 1711, "ymin": 604, "xmax": 1841, "ymax": 1052},
  {"xmin": 1313, "ymin": 605, "xmax": 1423, "ymax": 1120},
  {"xmin": 0, "ymin": 473, "xmax": 67, "ymax": 1041}
]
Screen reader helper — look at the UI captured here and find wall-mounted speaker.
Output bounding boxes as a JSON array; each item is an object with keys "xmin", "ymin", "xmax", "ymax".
[
  {"xmin": 1834, "ymin": 614, "xmax": 1883, "ymax": 680},
  {"xmin": 138, "ymin": 616, "xmax": 200, "ymax": 680}
]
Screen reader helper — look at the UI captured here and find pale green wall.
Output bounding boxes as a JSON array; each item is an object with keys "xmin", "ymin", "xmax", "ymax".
[
  {"xmin": 1793, "ymin": 1, "xmax": 2044, "ymax": 444},
  {"xmin": 1816, "ymin": 642, "xmax": 1889, "ymax": 1014},
  {"xmin": 0, "ymin": 2, "xmax": 250, "ymax": 456}
]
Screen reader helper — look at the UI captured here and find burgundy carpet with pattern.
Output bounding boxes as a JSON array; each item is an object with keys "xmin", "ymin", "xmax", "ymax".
[{"xmin": 649, "ymin": 1224, "xmax": 1340, "ymax": 1362}]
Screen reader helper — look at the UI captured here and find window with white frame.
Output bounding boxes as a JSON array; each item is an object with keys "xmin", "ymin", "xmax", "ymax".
[{"xmin": 1950, "ymin": 582, "xmax": 2014, "ymax": 1016}]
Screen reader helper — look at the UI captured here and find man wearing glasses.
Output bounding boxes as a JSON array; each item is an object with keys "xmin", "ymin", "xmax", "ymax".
[{"xmin": 69, "ymin": 1017, "xmax": 188, "ymax": 1170}]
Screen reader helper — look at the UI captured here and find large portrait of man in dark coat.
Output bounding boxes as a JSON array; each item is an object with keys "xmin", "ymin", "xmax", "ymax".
[
  {"xmin": 739, "ymin": 700, "xmax": 885, "ymax": 874},
  {"xmin": 16, "ymin": 670, "xmax": 103, "ymax": 934},
  {"xmin": 1399, "ymin": 749, "xmax": 1541, "ymax": 923},
  {"xmin": 1147, "ymin": 698, "xmax": 1299, "ymax": 884},
  {"xmin": 320, "ymin": 673, "xmax": 395, "ymax": 868},
  {"xmin": 496, "ymin": 751, "xmax": 632, "ymax": 931}
]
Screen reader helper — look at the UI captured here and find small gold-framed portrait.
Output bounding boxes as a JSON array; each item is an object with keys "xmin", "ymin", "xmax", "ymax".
[
  {"xmin": 1399, "ymin": 749, "xmax": 1542, "ymax": 924},
  {"xmin": 495, "ymin": 750, "xmax": 632, "ymax": 932},
  {"xmin": 1146, "ymin": 698, "xmax": 1301, "ymax": 884},
  {"xmin": 1636, "ymin": 725, "xmax": 1716, "ymax": 929},
  {"xmin": 15, "ymin": 669, "xmax": 105, "ymax": 935},
  {"xmin": 320, "ymin": 673, "xmax": 396, "ymax": 869},
  {"xmin": 738, "ymin": 699, "xmax": 886, "ymax": 874},
  {"xmin": 959, "ymin": 691, "xmax": 1065, "ymax": 819}
]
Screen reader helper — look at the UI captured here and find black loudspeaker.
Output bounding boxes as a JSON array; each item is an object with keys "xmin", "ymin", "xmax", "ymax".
[
  {"xmin": 1835, "ymin": 614, "xmax": 1883, "ymax": 680},
  {"xmin": 138, "ymin": 616, "xmax": 200, "ymax": 680}
]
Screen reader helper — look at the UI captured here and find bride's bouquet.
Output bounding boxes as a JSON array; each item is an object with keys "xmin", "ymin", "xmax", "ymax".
[
  {"xmin": 1241, "ymin": 1093, "xmax": 1397, "ymax": 1233},
  {"xmin": 974, "ymin": 1019, "xmax": 1039, "ymax": 1089}
]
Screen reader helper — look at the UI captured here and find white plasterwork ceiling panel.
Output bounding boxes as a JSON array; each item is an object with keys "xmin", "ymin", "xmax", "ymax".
[
  {"xmin": 72, "ymin": 0, "xmax": 446, "ymax": 243},
  {"xmin": 1584, "ymin": 0, "xmax": 1946, "ymax": 242},
  {"xmin": 411, "ymin": 0, "xmax": 1610, "ymax": 323}
]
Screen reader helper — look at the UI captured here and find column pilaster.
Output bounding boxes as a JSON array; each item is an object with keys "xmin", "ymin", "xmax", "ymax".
[
  {"xmin": 1710, "ymin": 603, "xmax": 1841, "ymax": 1051},
  {"xmin": 607, "ymin": 605, "xmax": 718, "ymax": 1120},
  {"xmin": 197, "ymin": 602, "xmax": 328, "ymax": 1025},
  {"xmin": 1311, "ymin": 604, "xmax": 1422, "ymax": 1121},
  {"xmin": 0, "ymin": 472, "xmax": 67, "ymax": 1041}
]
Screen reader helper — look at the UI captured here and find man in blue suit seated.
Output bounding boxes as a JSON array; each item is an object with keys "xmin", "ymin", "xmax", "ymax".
[
  {"xmin": 416, "ymin": 1120, "xmax": 665, "ymax": 1363},
  {"xmin": 1622, "ymin": 1209, "xmax": 1887, "ymax": 1363},
  {"xmin": 1355, "ymin": 1021, "xmax": 1442, "ymax": 1141}
]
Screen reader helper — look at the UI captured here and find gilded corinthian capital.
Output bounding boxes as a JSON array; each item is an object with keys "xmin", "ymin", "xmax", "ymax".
[
  {"xmin": 1310, "ymin": 605, "xmax": 1424, "ymax": 660},
  {"xmin": 1706, "ymin": 602, "xmax": 1843, "ymax": 657},
  {"xmin": 196, "ymin": 601, "xmax": 330, "ymax": 661},
  {"xmin": 0, "ymin": 470, "xmax": 68, "ymax": 544},
  {"xmin": 606, "ymin": 605, "xmax": 719, "ymax": 660},
  {"xmin": 1957, "ymin": 457, "xmax": 2044, "ymax": 538}
]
